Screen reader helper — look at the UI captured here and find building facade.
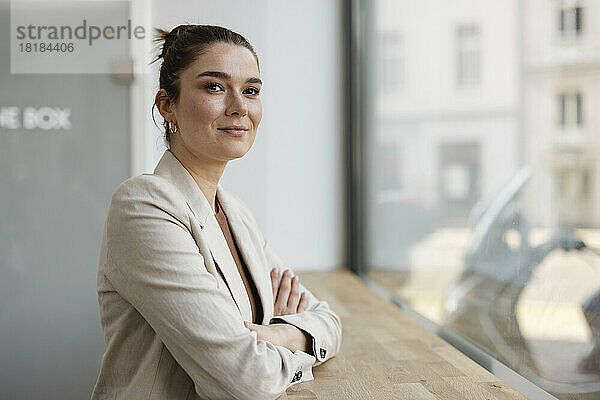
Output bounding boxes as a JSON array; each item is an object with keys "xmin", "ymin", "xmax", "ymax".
[{"xmin": 523, "ymin": 0, "xmax": 600, "ymax": 228}]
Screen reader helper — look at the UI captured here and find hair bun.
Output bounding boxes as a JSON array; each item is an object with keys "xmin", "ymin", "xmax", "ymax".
[{"xmin": 153, "ymin": 25, "xmax": 194, "ymax": 61}]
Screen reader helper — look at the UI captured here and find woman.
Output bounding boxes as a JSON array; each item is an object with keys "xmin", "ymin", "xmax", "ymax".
[{"xmin": 91, "ymin": 25, "xmax": 342, "ymax": 400}]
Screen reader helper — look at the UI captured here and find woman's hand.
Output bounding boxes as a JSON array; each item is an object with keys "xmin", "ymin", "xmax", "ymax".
[
  {"xmin": 244, "ymin": 321, "xmax": 311, "ymax": 354},
  {"xmin": 271, "ymin": 268, "xmax": 309, "ymax": 316}
]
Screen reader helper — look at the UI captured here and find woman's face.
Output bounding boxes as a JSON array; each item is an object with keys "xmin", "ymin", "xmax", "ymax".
[{"xmin": 171, "ymin": 42, "xmax": 262, "ymax": 163}]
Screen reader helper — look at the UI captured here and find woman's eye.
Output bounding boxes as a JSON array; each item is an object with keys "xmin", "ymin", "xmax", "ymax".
[
  {"xmin": 205, "ymin": 82, "xmax": 223, "ymax": 92},
  {"xmin": 244, "ymin": 87, "xmax": 260, "ymax": 96}
]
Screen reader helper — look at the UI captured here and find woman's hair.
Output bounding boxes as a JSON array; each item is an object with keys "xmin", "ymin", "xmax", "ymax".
[{"xmin": 152, "ymin": 24, "xmax": 260, "ymax": 147}]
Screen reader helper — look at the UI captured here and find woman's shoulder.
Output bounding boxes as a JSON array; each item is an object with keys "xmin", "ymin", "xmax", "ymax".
[
  {"xmin": 112, "ymin": 172, "xmax": 181, "ymax": 199},
  {"xmin": 108, "ymin": 173, "xmax": 191, "ymax": 218}
]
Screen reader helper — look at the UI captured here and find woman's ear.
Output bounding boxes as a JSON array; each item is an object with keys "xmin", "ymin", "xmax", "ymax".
[{"xmin": 155, "ymin": 89, "xmax": 175, "ymax": 122}]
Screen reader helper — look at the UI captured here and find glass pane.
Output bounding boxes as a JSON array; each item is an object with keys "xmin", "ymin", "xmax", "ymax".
[{"xmin": 366, "ymin": 1, "xmax": 600, "ymax": 398}]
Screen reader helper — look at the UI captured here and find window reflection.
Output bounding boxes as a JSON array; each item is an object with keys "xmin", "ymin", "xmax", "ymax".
[{"xmin": 367, "ymin": 0, "xmax": 600, "ymax": 398}]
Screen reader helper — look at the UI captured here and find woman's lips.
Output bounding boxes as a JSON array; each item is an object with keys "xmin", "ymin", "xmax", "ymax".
[
  {"xmin": 217, "ymin": 125, "xmax": 248, "ymax": 136},
  {"xmin": 218, "ymin": 128, "xmax": 247, "ymax": 137}
]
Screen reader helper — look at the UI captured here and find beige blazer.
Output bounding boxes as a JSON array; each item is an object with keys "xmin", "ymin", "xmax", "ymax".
[{"xmin": 91, "ymin": 150, "xmax": 342, "ymax": 400}]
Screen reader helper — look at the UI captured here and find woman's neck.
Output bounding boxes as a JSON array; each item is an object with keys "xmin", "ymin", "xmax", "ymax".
[{"xmin": 169, "ymin": 142, "xmax": 227, "ymax": 214}]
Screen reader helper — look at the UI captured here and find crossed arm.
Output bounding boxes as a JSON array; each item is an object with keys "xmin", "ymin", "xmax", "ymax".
[{"xmin": 245, "ymin": 268, "xmax": 314, "ymax": 354}]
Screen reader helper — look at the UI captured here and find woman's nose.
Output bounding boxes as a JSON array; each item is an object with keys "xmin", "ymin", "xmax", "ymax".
[{"xmin": 225, "ymin": 92, "xmax": 248, "ymax": 117}]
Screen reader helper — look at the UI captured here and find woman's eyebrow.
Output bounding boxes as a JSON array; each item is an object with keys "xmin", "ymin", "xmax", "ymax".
[{"xmin": 195, "ymin": 71, "xmax": 262, "ymax": 85}]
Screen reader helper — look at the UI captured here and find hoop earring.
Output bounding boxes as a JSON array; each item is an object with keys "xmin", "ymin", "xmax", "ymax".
[{"xmin": 169, "ymin": 121, "xmax": 179, "ymax": 134}]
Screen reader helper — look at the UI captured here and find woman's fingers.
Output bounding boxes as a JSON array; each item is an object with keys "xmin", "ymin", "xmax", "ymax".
[
  {"xmin": 244, "ymin": 321, "xmax": 259, "ymax": 335},
  {"xmin": 296, "ymin": 292, "xmax": 309, "ymax": 313},
  {"xmin": 272, "ymin": 268, "xmax": 308, "ymax": 316},
  {"xmin": 244, "ymin": 321, "xmax": 268, "ymax": 341},
  {"xmin": 270, "ymin": 268, "xmax": 279, "ymax": 299},
  {"xmin": 245, "ymin": 321, "xmax": 299, "ymax": 351},
  {"xmin": 286, "ymin": 276, "xmax": 300, "ymax": 312},
  {"xmin": 274, "ymin": 269, "xmax": 292, "ymax": 314}
]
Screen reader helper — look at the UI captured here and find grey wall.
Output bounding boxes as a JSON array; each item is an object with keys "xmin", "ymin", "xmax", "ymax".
[{"xmin": 0, "ymin": 1, "xmax": 131, "ymax": 398}]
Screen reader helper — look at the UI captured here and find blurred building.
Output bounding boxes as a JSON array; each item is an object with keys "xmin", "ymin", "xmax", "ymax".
[
  {"xmin": 373, "ymin": 0, "xmax": 521, "ymax": 226},
  {"xmin": 373, "ymin": 0, "xmax": 600, "ymax": 231},
  {"xmin": 523, "ymin": 0, "xmax": 600, "ymax": 228},
  {"xmin": 368, "ymin": 0, "xmax": 521, "ymax": 269}
]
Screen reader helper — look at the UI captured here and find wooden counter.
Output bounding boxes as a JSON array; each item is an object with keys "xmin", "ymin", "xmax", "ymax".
[{"xmin": 282, "ymin": 270, "xmax": 528, "ymax": 400}]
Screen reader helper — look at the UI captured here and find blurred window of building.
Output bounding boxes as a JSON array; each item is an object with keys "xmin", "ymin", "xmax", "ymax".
[
  {"xmin": 558, "ymin": 0, "xmax": 584, "ymax": 38},
  {"xmin": 439, "ymin": 142, "xmax": 480, "ymax": 219},
  {"xmin": 376, "ymin": 141, "xmax": 402, "ymax": 191},
  {"xmin": 555, "ymin": 167, "xmax": 593, "ymax": 227},
  {"xmin": 456, "ymin": 24, "xmax": 481, "ymax": 87},
  {"xmin": 558, "ymin": 92, "xmax": 584, "ymax": 127},
  {"xmin": 378, "ymin": 32, "xmax": 404, "ymax": 93}
]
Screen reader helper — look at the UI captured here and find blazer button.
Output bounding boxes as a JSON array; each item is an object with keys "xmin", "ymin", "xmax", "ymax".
[
  {"xmin": 320, "ymin": 348, "xmax": 327, "ymax": 358},
  {"xmin": 292, "ymin": 371, "xmax": 303, "ymax": 383}
]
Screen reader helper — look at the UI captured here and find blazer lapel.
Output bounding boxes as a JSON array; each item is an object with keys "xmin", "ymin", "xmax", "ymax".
[
  {"xmin": 217, "ymin": 186, "xmax": 274, "ymax": 325},
  {"xmin": 153, "ymin": 150, "xmax": 252, "ymax": 322},
  {"xmin": 203, "ymin": 214, "xmax": 253, "ymax": 322}
]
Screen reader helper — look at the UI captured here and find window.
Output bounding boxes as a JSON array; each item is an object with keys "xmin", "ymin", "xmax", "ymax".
[
  {"xmin": 376, "ymin": 142, "xmax": 402, "ymax": 191},
  {"xmin": 558, "ymin": 92, "xmax": 584, "ymax": 127},
  {"xmin": 378, "ymin": 32, "xmax": 404, "ymax": 93},
  {"xmin": 363, "ymin": 1, "xmax": 600, "ymax": 398},
  {"xmin": 556, "ymin": 167, "xmax": 593, "ymax": 226},
  {"xmin": 558, "ymin": 1, "xmax": 584, "ymax": 37},
  {"xmin": 439, "ymin": 142, "xmax": 480, "ymax": 219},
  {"xmin": 582, "ymin": 169, "xmax": 591, "ymax": 198},
  {"xmin": 456, "ymin": 24, "xmax": 481, "ymax": 87}
]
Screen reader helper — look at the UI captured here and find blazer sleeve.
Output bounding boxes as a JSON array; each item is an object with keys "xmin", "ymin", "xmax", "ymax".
[
  {"xmin": 102, "ymin": 176, "xmax": 315, "ymax": 400},
  {"xmin": 263, "ymin": 240, "xmax": 343, "ymax": 367},
  {"xmin": 230, "ymin": 193, "xmax": 342, "ymax": 367}
]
